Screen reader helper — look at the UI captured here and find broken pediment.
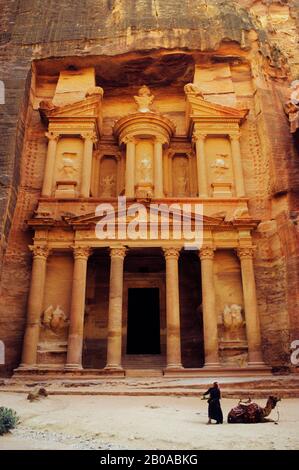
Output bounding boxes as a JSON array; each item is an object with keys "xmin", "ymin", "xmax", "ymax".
[{"xmin": 185, "ymin": 85, "xmax": 248, "ymax": 136}]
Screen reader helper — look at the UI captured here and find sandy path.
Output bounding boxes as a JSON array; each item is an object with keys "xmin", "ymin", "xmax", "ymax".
[{"xmin": 0, "ymin": 393, "xmax": 298, "ymax": 450}]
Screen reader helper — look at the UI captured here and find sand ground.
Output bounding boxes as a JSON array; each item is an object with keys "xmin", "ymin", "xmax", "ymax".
[{"xmin": 0, "ymin": 392, "xmax": 298, "ymax": 450}]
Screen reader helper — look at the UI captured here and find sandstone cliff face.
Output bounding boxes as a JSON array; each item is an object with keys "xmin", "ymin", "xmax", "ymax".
[{"xmin": 0, "ymin": 0, "xmax": 298, "ymax": 374}]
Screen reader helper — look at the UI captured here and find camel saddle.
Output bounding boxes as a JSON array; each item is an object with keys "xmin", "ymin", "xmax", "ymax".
[{"xmin": 229, "ymin": 402, "xmax": 263, "ymax": 423}]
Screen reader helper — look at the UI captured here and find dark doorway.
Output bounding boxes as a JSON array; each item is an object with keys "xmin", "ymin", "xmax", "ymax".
[{"xmin": 126, "ymin": 288, "xmax": 161, "ymax": 354}]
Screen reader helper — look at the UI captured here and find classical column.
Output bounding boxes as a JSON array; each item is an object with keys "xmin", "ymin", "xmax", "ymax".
[
  {"xmin": 80, "ymin": 132, "xmax": 96, "ymax": 198},
  {"xmin": 193, "ymin": 133, "xmax": 208, "ymax": 198},
  {"xmin": 66, "ymin": 246, "xmax": 91, "ymax": 369},
  {"xmin": 105, "ymin": 247, "xmax": 127, "ymax": 370},
  {"xmin": 199, "ymin": 247, "xmax": 220, "ymax": 367},
  {"xmin": 164, "ymin": 247, "xmax": 183, "ymax": 369},
  {"xmin": 230, "ymin": 134, "xmax": 245, "ymax": 197},
  {"xmin": 237, "ymin": 247, "xmax": 264, "ymax": 365},
  {"xmin": 124, "ymin": 137, "xmax": 135, "ymax": 198},
  {"xmin": 41, "ymin": 132, "xmax": 59, "ymax": 197},
  {"xmin": 154, "ymin": 137, "xmax": 164, "ymax": 198},
  {"xmin": 21, "ymin": 245, "xmax": 49, "ymax": 367}
]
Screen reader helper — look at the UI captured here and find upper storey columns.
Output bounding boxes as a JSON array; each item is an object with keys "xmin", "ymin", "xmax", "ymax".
[
  {"xmin": 123, "ymin": 136, "xmax": 136, "ymax": 198},
  {"xmin": 41, "ymin": 132, "xmax": 59, "ymax": 197},
  {"xmin": 80, "ymin": 132, "xmax": 97, "ymax": 198},
  {"xmin": 193, "ymin": 133, "xmax": 208, "ymax": 198},
  {"xmin": 154, "ymin": 137, "xmax": 164, "ymax": 198}
]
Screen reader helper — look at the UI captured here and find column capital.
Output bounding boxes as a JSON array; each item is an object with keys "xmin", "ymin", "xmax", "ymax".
[
  {"xmin": 110, "ymin": 246, "xmax": 127, "ymax": 259},
  {"xmin": 199, "ymin": 246, "xmax": 215, "ymax": 260},
  {"xmin": 81, "ymin": 131, "xmax": 97, "ymax": 142},
  {"xmin": 155, "ymin": 135, "xmax": 167, "ymax": 145},
  {"xmin": 29, "ymin": 244, "xmax": 50, "ymax": 259},
  {"xmin": 122, "ymin": 135, "xmax": 136, "ymax": 145},
  {"xmin": 163, "ymin": 247, "xmax": 181, "ymax": 260},
  {"xmin": 45, "ymin": 131, "xmax": 59, "ymax": 141},
  {"xmin": 73, "ymin": 246, "xmax": 92, "ymax": 260},
  {"xmin": 192, "ymin": 132, "xmax": 207, "ymax": 143},
  {"xmin": 229, "ymin": 133, "xmax": 241, "ymax": 142},
  {"xmin": 237, "ymin": 246, "xmax": 255, "ymax": 259}
]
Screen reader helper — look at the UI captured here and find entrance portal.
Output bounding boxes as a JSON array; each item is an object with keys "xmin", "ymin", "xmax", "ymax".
[{"xmin": 126, "ymin": 288, "xmax": 161, "ymax": 354}]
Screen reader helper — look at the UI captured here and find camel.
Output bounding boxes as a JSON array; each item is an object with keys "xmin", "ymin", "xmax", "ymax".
[{"xmin": 227, "ymin": 396, "xmax": 281, "ymax": 423}]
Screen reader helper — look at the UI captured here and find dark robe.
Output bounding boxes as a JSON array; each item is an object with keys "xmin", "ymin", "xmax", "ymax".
[{"xmin": 203, "ymin": 387, "xmax": 223, "ymax": 423}]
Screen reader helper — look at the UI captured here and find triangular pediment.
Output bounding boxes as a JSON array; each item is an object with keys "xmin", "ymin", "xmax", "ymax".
[
  {"xmin": 39, "ymin": 94, "xmax": 102, "ymax": 123},
  {"xmin": 63, "ymin": 205, "xmax": 226, "ymax": 228}
]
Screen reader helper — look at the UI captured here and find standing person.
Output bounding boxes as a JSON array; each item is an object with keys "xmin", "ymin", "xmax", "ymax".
[{"xmin": 202, "ymin": 382, "xmax": 223, "ymax": 424}]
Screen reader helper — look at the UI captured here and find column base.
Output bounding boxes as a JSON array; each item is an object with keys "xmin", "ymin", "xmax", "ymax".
[
  {"xmin": 104, "ymin": 364, "xmax": 124, "ymax": 371},
  {"xmin": 15, "ymin": 363, "xmax": 37, "ymax": 371},
  {"xmin": 164, "ymin": 364, "xmax": 184, "ymax": 370},
  {"xmin": 203, "ymin": 362, "xmax": 221, "ymax": 369},
  {"xmin": 64, "ymin": 364, "xmax": 83, "ymax": 371}
]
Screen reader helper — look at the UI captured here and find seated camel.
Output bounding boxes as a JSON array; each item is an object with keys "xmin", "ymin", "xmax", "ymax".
[{"xmin": 227, "ymin": 396, "xmax": 281, "ymax": 423}]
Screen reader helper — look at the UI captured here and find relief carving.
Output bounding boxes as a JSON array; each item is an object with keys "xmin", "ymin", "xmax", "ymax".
[
  {"xmin": 223, "ymin": 304, "xmax": 245, "ymax": 341},
  {"xmin": 100, "ymin": 174, "xmax": 116, "ymax": 197},
  {"xmin": 211, "ymin": 154, "xmax": 229, "ymax": 181},
  {"xmin": 42, "ymin": 305, "xmax": 69, "ymax": 332},
  {"xmin": 59, "ymin": 152, "xmax": 78, "ymax": 180}
]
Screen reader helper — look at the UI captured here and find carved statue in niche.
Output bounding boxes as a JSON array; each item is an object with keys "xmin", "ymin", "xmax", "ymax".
[
  {"xmin": 138, "ymin": 156, "xmax": 152, "ymax": 183},
  {"xmin": 59, "ymin": 153, "xmax": 78, "ymax": 179},
  {"xmin": 134, "ymin": 85, "xmax": 154, "ymax": 113},
  {"xmin": 223, "ymin": 304, "xmax": 245, "ymax": 340},
  {"xmin": 100, "ymin": 174, "xmax": 116, "ymax": 197},
  {"xmin": 174, "ymin": 158, "xmax": 189, "ymax": 196},
  {"xmin": 42, "ymin": 305, "xmax": 69, "ymax": 333},
  {"xmin": 284, "ymin": 80, "xmax": 299, "ymax": 134},
  {"xmin": 211, "ymin": 154, "xmax": 229, "ymax": 181},
  {"xmin": 184, "ymin": 83, "xmax": 204, "ymax": 98}
]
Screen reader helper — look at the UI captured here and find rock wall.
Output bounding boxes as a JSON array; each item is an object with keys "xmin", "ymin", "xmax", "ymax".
[{"xmin": 0, "ymin": 0, "xmax": 298, "ymax": 374}]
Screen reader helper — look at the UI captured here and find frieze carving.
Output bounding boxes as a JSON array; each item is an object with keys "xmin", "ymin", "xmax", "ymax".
[
  {"xmin": 134, "ymin": 85, "xmax": 154, "ymax": 113},
  {"xmin": 163, "ymin": 247, "xmax": 181, "ymax": 260},
  {"xmin": 42, "ymin": 305, "xmax": 69, "ymax": 332}
]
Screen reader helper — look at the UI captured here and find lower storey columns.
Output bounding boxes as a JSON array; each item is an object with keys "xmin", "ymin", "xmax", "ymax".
[
  {"xmin": 20, "ymin": 245, "xmax": 49, "ymax": 367},
  {"xmin": 237, "ymin": 247, "xmax": 264, "ymax": 365},
  {"xmin": 105, "ymin": 247, "xmax": 127, "ymax": 370},
  {"xmin": 199, "ymin": 247, "xmax": 220, "ymax": 368},
  {"xmin": 164, "ymin": 247, "xmax": 183, "ymax": 369},
  {"xmin": 66, "ymin": 247, "xmax": 91, "ymax": 369}
]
